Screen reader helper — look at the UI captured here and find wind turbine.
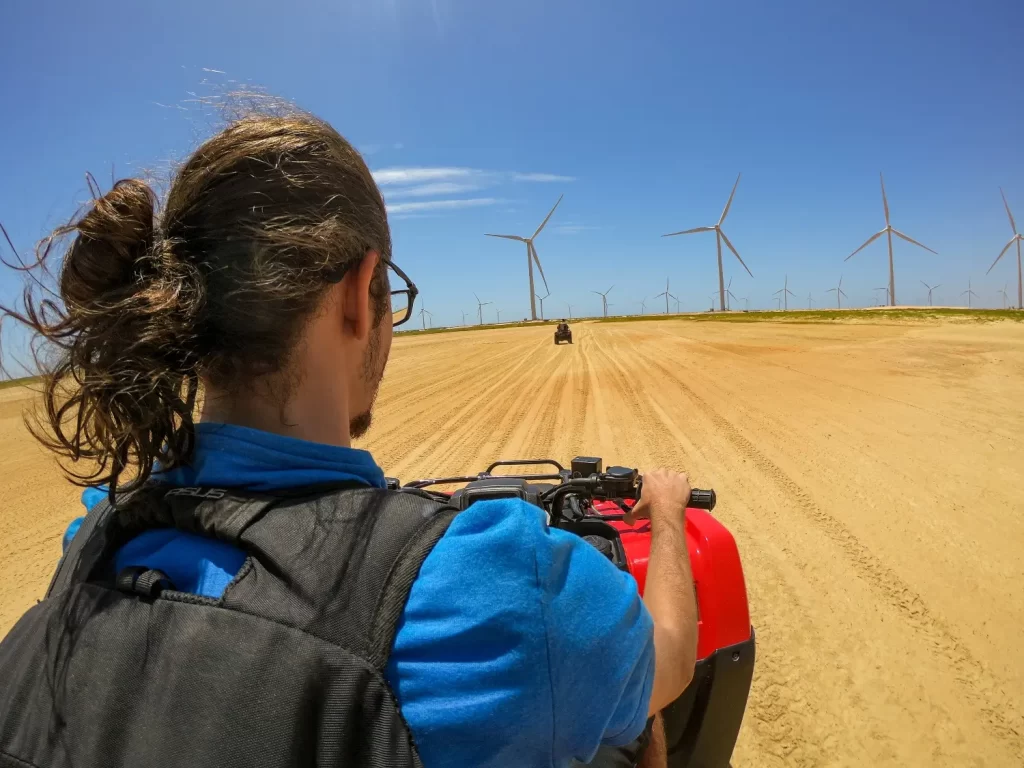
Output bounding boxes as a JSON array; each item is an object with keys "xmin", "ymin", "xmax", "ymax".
[
  {"xmin": 997, "ymin": 283, "xmax": 1009, "ymax": 309},
  {"xmin": 773, "ymin": 275, "xmax": 795, "ymax": 310},
  {"xmin": 536, "ymin": 290, "xmax": 551, "ymax": 320},
  {"xmin": 773, "ymin": 296, "xmax": 782, "ymax": 310},
  {"xmin": 921, "ymin": 281, "xmax": 941, "ymax": 306},
  {"xmin": 808, "ymin": 292, "xmax": 815, "ymax": 309},
  {"xmin": 846, "ymin": 173, "xmax": 936, "ymax": 306},
  {"xmin": 418, "ymin": 306, "xmax": 433, "ymax": 330},
  {"xmin": 826, "ymin": 275, "xmax": 848, "ymax": 309},
  {"xmin": 638, "ymin": 297, "xmax": 648, "ymax": 315},
  {"xmin": 961, "ymin": 279, "xmax": 978, "ymax": 308},
  {"xmin": 485, "ymin": 195, "xmax": 563, "ymax": 320},
  {"xmin": 461, "ymin": 310, "xmax": 468, "ymax": 326},
  {"xmin": 663, "ymin": 174, "xmax": 753, "ymax": 311},
  {"xmin": 566, "ymin": 302, "xmax": 573, "ymax": 320},
  {"xmin": 986, "ymin": 188, "xmax": 1023, "ymax": 309},
  {"xmin": 474, "ymin": 293, "xmax": 492, "ymax": 326},
  {"xmin": 726, "ymin": 277, "xmax": 738, "ymax": 311},
  {"xmin": 591, "ymin": 286, "xmax": 614, "ymax": 318},
  {"xmin": 740, "ymin": 296, "xmax": 749, "ymax": 311},
  {"xmin": 708, "ymin": 292, "xmax": 717, "ymax": 311},
  {"xmin": 496, "ymin": 308, "xmax": 503, "ymax": 323},
  {"xmin": 675, "ymin": 296, "xmax": 682, "ymax": 313},
  {"xmin": 654, "ymin": 277, "xmax": 678, "ymax": 314},
  {"xmin": 873, "ymin": 286, "xmax": 890, "ymax": 306}
]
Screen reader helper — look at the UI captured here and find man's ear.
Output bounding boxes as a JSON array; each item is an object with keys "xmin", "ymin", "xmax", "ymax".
[{"xmin": 341, "ymin": 250, "xmax": 380, "ymax": 341}]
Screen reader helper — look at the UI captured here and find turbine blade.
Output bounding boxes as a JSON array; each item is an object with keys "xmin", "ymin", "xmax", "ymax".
[
  {"xmin": 1001, "ymin": 188, "xmax": 1018, "ymax": 235},
  {"xmin": 920, "ymin": 281, "xmax": 930, "ymax": 289},
  {"xmin": 719, "ymin": 229, "xmax": 753, "ymax": 277},
  {"xmin": 880, "ymin": 173, "xmax": 890, "ymax": 226},
  {"xmin": 786, "ymin": 289, "xmax": 795, "ymax": 296},
  {"xmin": 485, "ymin": 233, "xmax": 526, "ymax": 241},
  {"xmin": 840, "ymin": 289, "xmax": 848, "ymax": 298},
  {"xmin": 662, "ymin": 226, "xmax": 715, "ymax": 237},
  {"xmin": 826, "ymin": 288, "xmax": 837, "ymax": 293},
  {"xmin": 846, "ymin": 229, "xmax": 885, "ymax": 260},
  {"xmin": 719, "ymin": 173, "xmax": 741, "ymax": 225},
  {"xmin": 987, "ymin": 238, "xmax": 1015, "ymax": 273},
  {"xmin": 891, "ymin": 229, "xmax": 937, "ymax": 254},
  {"xmin": 532, "ymin": 194, "xmax": 564, "ymax": 239},
  {"xmin": 530, "ymin": 242, "xmax": 550, "ymax": 293},
  {"xmin": 591, "ymin": 291, "xmax": 602, "ymax": 296},
  {"xmin": 934, "ymin": 285, "xmax": 941, "ymax": 290},
  {"xmin": 607, "ymin": 285, "xmax": 615, "ymax": 294},
  {"xmin": 668, "ymin": 293, "xmax": 678, "ymax": 300}
]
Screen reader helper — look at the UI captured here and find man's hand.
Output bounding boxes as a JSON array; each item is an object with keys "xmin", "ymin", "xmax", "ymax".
[
  {"xmin": 633, "ymin": 468, "xmax": 699, "ymax": 717},
  {"xmin": 625, "ymin": 469, "xmax": 692, "ymax": 527}
]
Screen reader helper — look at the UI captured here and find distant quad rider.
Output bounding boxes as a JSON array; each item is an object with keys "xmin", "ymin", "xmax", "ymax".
[
  {"xmin": 0, "ymin": 110, "xmax": 698, "ymax": 768},
  {"xmin": 555, "ymin": 319, "xmax": 573, "ymax": 344}
]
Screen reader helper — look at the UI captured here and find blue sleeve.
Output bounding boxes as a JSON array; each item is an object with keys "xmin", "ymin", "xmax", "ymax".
[{"xmin": 386, "ymin": 498, "xmax": 654, "ymax": 767}]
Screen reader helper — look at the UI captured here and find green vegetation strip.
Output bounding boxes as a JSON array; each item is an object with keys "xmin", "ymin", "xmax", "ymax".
[
  {"xmin": 596, "ymin": 308, "xmax": 1024, "ymax": 324},
  {"xmin": 0, "ymin": 374, "xmax": 43, "ymax": 390}
]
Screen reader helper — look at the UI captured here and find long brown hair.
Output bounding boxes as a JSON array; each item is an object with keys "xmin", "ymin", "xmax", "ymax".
[{"xmin": 1, "ymin": 111, "xmax": 390, "ymax": 498}]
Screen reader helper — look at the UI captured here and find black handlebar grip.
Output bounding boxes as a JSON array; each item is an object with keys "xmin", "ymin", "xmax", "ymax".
[{"xmin": 689, "ymin": 489, "xmax": 716, "ymax": 511}]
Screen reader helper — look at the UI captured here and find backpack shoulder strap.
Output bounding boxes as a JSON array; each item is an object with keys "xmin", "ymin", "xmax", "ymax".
[
  {"xmin": 364, "ymin": 494, "xmax": 459, "ymax": 669},
  {"xmin": 224, "ymin": 486, "xmax": 460, "ymax": 668},
  {"xmin": 45, "ymin": 496, "xmax": 118, "ymax": 599}
]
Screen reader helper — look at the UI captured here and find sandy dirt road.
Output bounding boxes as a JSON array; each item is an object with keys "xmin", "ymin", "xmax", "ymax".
[{"xmin": 2, "ymin": 318, "xmax": 1023, "ymax": 766}]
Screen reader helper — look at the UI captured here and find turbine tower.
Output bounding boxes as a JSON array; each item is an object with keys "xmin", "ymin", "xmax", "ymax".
[
  {"xmin": 536, "ymin": 290, "xmax": 551, "ymax": 320},
  {"xmin": 874, "ymin": 286, "xmax": 890, "ymax": 306},
  {"xmin": 638, "ymin": 297, "xmax": 648, "ymax": 315},
  {"xmin": 961, "ymin": 279, "xmax": 978, "ymax": 308},
  {"xmin": 921, "ymin": 281, "xmax": 941, "ymax": 306},
  {"xmin": 418, "ymin": 306, "xmax": 433, "ymax": 330},
  {"xmin": 566, "ymin": 302, "xmax": 573, "ymax": 320},
  {"xmin": 662, "ymin": 174, "xmax": 753, "ymax": 311},
  {"xmin": 808, "ymin": 292, "xmax": 815, "ymax": 309},
  {"xmin": 591, "ymin": 285, "xmax": 614, "ymax": 317},
  {"xmin": 773, "ymin": 275, "xmax": 795, "ymax": 310},
  {"xmin": 485, "ymin": 195, "xmax": 563, "ymax": 320},
  {"xmin": 846, "ymin": 173, "xmax": 937, "ymax": 306},
  {"xmin": 474, "ymin": 293, "xmax": 492, "ymax": 326},
  {"xmin": 461, "ymin": 310, "xmax": 468, "ymax": 326},
  {"xmin": 986, "ymin": 188, "xmax": 1023, "ymax": 309},
  {"xmin": 997, "ymin": 283, "xmax": 1009, "ymax": 309},
  {"xmin": 726, "ymin": 277, "xmax": 738, "ymax": 311},
  {"xmin": 826, "ymin": 275, "xmax": 848, "ymax": 309},
  {"xmin": 654, "ymin": 277, "xmax": 678, "ymax": 314}
]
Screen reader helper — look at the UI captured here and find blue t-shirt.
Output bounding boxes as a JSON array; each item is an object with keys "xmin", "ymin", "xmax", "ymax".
[{"xmin": 67, "ymin": 423, "xmax": 654, "ymax": 767}]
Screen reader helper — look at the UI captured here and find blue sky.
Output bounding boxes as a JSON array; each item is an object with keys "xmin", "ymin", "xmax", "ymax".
[{"xmin": 2, "ymin": 0, "xmax": 1023, "ymax": 355}]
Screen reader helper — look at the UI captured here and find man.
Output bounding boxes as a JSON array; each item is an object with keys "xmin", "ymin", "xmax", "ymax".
[{"xmin": 0, "ymin": 112, "xmax": 697, "ymax": 767}]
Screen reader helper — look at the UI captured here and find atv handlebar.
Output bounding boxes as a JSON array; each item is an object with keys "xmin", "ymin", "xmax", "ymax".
[{"xmin": 394, "ymin": 456, "xmax": 716, "ymax": 518}]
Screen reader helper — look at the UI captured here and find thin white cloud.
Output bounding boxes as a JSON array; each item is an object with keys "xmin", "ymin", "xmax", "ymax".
[
  {"xmin": 387, "ymin": 197, "xmax": 499, "ymax": 214},
  {"xmin": 373, "ymin": 167, "xmax": 477, "ymax": 186},
  {"xmin": 386, "ymin": 181, "xmax": 484, "ymax": 199},
  {"xmin": 512, "ymin": 172, "xmax": 576, "ymax": 183},
  {"xmin": 201, "ymin": 67, "xmax": 226, "ymax": 74}
]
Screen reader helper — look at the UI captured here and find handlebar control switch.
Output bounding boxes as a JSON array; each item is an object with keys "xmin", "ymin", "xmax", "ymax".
[{"xmin": 602, "ymin": 465, "xmax": 638, "ymax": 498}]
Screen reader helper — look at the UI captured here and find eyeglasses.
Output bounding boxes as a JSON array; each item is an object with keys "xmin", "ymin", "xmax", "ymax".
[{"xmin": 383, "ymin": 257, "xmax": 418, "ymax": 327}]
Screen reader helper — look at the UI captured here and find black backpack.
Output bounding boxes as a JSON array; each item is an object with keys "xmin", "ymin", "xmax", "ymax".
[{"xmin": 0, "ymin": 484, "xmax": 457, "ymax": 768}]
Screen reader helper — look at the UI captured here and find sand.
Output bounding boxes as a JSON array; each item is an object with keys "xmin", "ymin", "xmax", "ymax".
[{"xmin": 2, "ymin": 317, "xmax": 1023, "ymax": 766}]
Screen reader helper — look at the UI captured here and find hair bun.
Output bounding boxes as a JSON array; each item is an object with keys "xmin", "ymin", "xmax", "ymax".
[{"xmin": 61, "ymin": 178, "xmax": 157, "ymax": 307}]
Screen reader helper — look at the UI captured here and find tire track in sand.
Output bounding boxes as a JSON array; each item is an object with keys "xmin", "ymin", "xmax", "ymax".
[
  {"xmin": 594, "ymin": 327, "xmax": 824, "ymax": 765},
  {"xmin": 629, "ymin": 338, "xmax": 1024, "ymax": 757}
]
